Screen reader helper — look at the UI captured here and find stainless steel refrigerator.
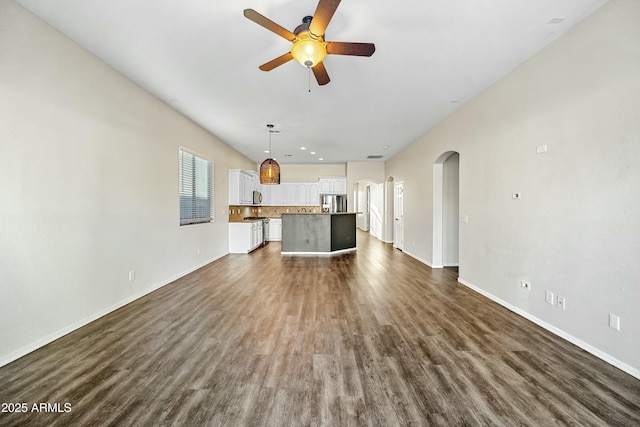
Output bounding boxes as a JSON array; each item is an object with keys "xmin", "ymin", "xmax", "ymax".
[{"xmin": 320, "ymin": 194, "xmax": 347, "ymax": 213}]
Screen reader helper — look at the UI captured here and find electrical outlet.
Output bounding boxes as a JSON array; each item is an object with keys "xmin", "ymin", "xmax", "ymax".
[
  {"xmin": 545, "ymin": 290, "xmax": 554, "ymax": 305},
  {"xmin": 609, "ymin": 314, "xmax": 620, "ymax": 331},
  {"xmin": 521, "ymin": 280, "xmax": 530, "ymax": 291},
  {"xmin": 129, "ymin": 270, "xmax": 135, "ymax": 281},
  {"xmin": 557, "ymin": 296, "xmax": 566, "ymax": 310}
]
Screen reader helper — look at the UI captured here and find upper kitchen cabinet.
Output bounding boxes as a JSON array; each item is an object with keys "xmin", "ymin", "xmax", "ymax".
[
  {"xmin": 260, "ymin": 181, "xmax": 319, "ymax": 206},
  {"xmin": 319, "ymin": 177, "xmax": 347, "ymax": 195},
  {"xmin": 307, "ymin": 182, "xmax": 319, "ymax": 205},
  {"xmin": 229, "ymin": 169, "xmax": 256, "ymax": 205}
]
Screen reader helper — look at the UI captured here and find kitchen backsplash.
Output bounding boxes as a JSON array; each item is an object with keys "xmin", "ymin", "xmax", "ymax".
[{"xmin": 228, "ymin": 205, "xmax": 321, "ymax": 221}]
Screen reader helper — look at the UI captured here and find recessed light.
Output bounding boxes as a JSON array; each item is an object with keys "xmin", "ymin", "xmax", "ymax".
[
  {"xmin": 300, "ymin": 147, "xmax": 307, "ymax": 150},
  {"xmin": 310, "ymin": 151, "xmax": 316, "ymax": 155},
  {"xmin": 318, "ymin": 158, "xmax": 324, "ymax": 161},
  {"xmin": 383, "ymin": 145, "xmax": 390, "ymax": 149},
  {"xmin": 264, "ymin": 150, "xmax": 270, "ymax": 153}
]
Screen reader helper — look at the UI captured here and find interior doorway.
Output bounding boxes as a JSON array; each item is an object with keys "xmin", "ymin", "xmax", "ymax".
[
  {"xmin": 384, "ymin": 176, "xmax": 395, "ymax": 243},
  {"xmin": 433, "ymin": 152, "xmax": 460, "ymax": 268}
]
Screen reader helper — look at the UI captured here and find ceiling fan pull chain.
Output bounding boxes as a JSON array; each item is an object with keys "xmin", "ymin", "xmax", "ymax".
[{"xmin": 308, "ymin": 67, "xmax": 312, "ymax": 93}]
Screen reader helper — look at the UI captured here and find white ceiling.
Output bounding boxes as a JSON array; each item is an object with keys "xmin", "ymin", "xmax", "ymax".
[{"xmin": 16, "ymin": 0, "xmax": 608, "ymax": 165}]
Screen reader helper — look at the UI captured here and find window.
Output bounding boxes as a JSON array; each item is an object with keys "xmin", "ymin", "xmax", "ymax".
[{"xmin": 179, "ymin": 148, "xmax": 213, "ymax": 225}]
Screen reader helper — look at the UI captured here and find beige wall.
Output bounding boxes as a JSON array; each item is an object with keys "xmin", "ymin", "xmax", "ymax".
[
  {"xmin": 386, "ymin": 0, "xmax": 640, "ymax": 376},
  {"xmin": 0, "ymin": 0, "xmax": 255, "ymax": 366},
  {"xmin": 346, "ymin": 162, "xmax": 385, "ymax": 211}
]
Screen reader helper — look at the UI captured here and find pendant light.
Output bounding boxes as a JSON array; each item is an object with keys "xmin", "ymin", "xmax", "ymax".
[{"xmin": 260, "ymin": 124, "xmax": 280, "ymax": 185}]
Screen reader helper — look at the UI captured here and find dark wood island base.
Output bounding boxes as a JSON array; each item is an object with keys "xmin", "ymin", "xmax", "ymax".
[{"xmin": 281, "ymin": 213, "xmax": 357, "ymax": 255}]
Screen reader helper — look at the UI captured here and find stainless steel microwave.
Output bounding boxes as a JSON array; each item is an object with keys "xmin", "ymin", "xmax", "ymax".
[{"xmin": 252, "ymin": 190, "xmax": 262, "ymax": 205}]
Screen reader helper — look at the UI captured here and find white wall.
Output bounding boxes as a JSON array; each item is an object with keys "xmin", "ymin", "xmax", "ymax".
[
  {"xmin": 386, "ymin": 0, "xmax": 640, "ymax": 377},
  {"xmin": 0, "ymin": 0, "xmax": 255, "ymax": 366},
  {"xmin": 369, "ymin": 183, "xmax": 384, "ymax": 241}
]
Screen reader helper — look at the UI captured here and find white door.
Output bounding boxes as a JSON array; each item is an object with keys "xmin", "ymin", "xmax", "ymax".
[
  {"xmin": 394, "ymin": 182, "xmax": 404, "ymax": 250},
  {"xmin": 364, "ymin": 186, "xmax": 371, "ymax": 232}
]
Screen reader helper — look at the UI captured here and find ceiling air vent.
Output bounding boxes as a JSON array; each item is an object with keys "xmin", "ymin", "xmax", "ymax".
[{"xmin": 367, "ymin": 155, "xmax": 383, "ymax": 159}]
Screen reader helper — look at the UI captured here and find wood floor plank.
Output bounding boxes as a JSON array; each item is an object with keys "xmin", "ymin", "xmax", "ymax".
[{"xmin": 1, "ymin": 231, "xmax": 639, "ymax": 426}]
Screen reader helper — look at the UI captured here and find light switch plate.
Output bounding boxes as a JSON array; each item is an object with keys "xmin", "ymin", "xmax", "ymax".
[{"xmin": 545, "ymin": 290, "xmax": 554, "ymax": 305}]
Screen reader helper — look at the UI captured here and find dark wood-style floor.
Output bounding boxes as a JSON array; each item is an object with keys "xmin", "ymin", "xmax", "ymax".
[{"xmin": 1, "ymin": 231, "xmax": 639, "ymax": 426}]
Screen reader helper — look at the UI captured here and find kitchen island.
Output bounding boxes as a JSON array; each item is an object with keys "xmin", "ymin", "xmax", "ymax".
[{"xmin": 281, "ymin": 212, "xmax": 357, "ymax": 255}]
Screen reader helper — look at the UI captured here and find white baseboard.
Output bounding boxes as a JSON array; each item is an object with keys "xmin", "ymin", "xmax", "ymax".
[
  {"xmin": 457, "ymin": 277, "xmax": 640, "ymax": 380},
  {"xmin": 403, "ymin": 250, "xmax": 437, "ymax": 268},
  {"xmin": 0, "ymin": 254, "xmax": 226, "ymax": 368}
]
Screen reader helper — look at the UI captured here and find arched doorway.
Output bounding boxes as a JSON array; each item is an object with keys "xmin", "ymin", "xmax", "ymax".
[{"xmin": 433, "ymin": 151, "xmax": 460, "ymax": 268}]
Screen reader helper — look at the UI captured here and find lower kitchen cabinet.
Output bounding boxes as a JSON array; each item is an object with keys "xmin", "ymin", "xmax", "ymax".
[
  {"xmin": 268, "ymin": 218, "xmax": 282, "ymax": 241},
  {"xmin": 229, "ymin": 221, "xmax": 263, "ymax": 253}
]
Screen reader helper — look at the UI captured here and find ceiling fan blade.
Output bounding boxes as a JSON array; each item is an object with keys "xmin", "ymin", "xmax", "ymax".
[
  {"xmin": 309, "ymin": 0, "xmax": 341, "ymax": 36},
  {"xmin": 326, "ymin": 42, "xmax": 376, "ymax": 57},
  {"xmin": 312, "ymin": 62, "xmax": 330, "ymax": 86},
  {"xmin": 259, "ymin": 52, "xmax": 294, "ymax": 71},
  {"xmin": 244, "ymin": 9, "xmax": 297, "ymax": 42}
]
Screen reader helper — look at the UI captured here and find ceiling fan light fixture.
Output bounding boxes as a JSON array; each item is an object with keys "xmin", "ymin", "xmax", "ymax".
[{"xmin": 291, "ymin": 32, "xmax": 326, "ymax": 68}]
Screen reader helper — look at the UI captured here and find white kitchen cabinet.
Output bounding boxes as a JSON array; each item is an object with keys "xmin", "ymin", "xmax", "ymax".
[
  {"xmin": 259, "ymin": 180, "xmax": 321, "ymax": 206},
  {"xmin": 229, "ymin": 221, "xmax": 263, "ymax": 253},
  {"xmin": 268, "ymin": 218, "xmax": 282, "ymax": 241},
  {"xmin": 290, "ymin": 182, "xmax": 306, "ymax": 205},
  {"xmin": 260, "ymin": 184, "xmax": 271, "ymax": 205},
  {"xmin": 268, "ymin": 183, "xmax": 286, "ymax": 205},
  {"xmin": 306, "ymin": 182, "xmax": 319, "ymax": 205},
  {"xmin": 332, "ymin": 178, "xmax": 346, "ymax": 195},
  {"xmin": 249, "ymin": 171, "xmax": 260, "ymax": 192},
  {"xmin": 319, "ymin": 177, "xmax": 347, "ymax": 195},
  {"xmin": 319, "ymin": 178, "xmax": 332, "ymax": 194},
  {"xmin": 229, "ymin": 169, "xmax": 256, "ymax": 205}
]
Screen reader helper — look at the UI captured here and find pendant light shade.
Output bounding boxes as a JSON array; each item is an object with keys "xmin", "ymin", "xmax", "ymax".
[
  {"xmin": 260, "ymin": 124, "xmax": 281, "ymax": 185},
  {"xmin": 260, "ymin": 158, "xmax": 280, "ymax": 184}
]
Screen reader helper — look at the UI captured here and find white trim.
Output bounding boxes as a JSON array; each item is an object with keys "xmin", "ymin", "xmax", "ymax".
[
  {"xmin": 403, "ymin": 250, "xmax": 438, "ymax": 268},
  {"xmin": 443, "ymin": 263, "xmax": 459, "ymax": 267},
  {"xmin": 457, "ymin": 277, "xmax": 640, "ymax": 380},
  {"xmin": 0, "ymin": 254, "xmax": 226, "ymax": 369}
]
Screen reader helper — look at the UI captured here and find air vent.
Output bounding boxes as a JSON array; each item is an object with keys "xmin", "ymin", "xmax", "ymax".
[{"xmin": 367, "ymin": 155, "xmax": 383, "ymax": 159}]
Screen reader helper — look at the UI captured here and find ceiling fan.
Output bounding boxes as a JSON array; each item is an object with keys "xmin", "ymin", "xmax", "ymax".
[{"xmin": 243, "ymin": 0, "xmax": 375, "ymax": 86}]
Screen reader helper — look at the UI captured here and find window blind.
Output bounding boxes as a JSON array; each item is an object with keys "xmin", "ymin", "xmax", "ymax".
[{"xmin": 179, "ymin": 148, "xmax": 213, "ymax": 225}]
